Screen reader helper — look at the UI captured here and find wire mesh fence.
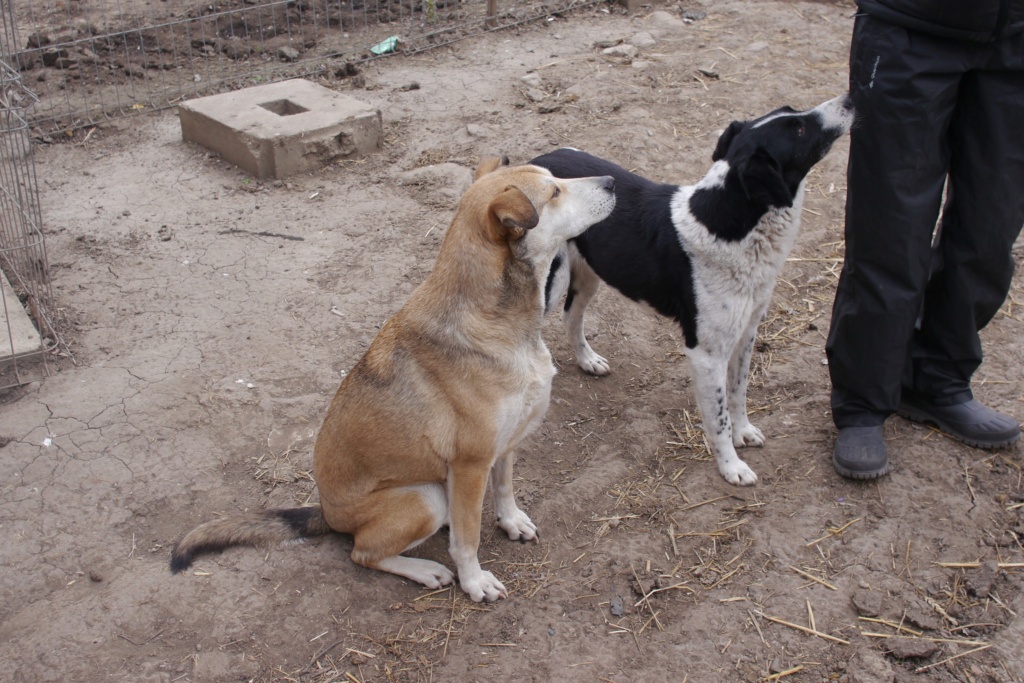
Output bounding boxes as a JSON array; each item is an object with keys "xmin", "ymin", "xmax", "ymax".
[
  {"xmin": 2, "ymin": 0, "xmax": 604, "ymax": 133},
  {"xmin": 1, "ymin": 3, "xmax": 57, "ymax": 389}
]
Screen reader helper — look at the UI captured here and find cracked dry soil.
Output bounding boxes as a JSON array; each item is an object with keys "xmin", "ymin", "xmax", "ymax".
[{"xmin": 3, "ymin": 2, "xmax": 1024, "ymax": 682}]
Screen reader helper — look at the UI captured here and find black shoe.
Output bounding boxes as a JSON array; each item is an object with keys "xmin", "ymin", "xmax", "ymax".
[
  {"xmin": 898, "ymin": 394, "xmax": 1021, "ymax": 448},
  {"xmin": 833, "ymin": 425, "xmax": 889, "ymax": 480}
]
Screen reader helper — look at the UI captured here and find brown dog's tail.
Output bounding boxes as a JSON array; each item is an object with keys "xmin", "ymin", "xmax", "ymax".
[{"xmin": 169, "ymin": 505, "xmax": 331, "ymax": 574}]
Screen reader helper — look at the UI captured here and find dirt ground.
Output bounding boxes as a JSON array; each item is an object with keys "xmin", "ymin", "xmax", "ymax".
[{"xmin": 4, "ymin": 1, "xmax": 1024, "ymax": 681}]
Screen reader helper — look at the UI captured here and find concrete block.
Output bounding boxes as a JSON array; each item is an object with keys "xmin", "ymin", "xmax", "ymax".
[{"xmin": 179, "ymin": 79, "xmax": 382, "ymax": 179}]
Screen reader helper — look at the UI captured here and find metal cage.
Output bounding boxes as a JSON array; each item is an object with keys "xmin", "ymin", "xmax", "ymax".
[
  {"xmin": 0, "ymin": 54, "xmax": 56, "ymax": 389},
  {"xmin": 4, "ymin": 0, "xmax": 602, "ymax": 133}
]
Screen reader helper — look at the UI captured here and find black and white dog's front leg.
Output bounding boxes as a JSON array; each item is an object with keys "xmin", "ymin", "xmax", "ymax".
[
  {"xmin": 561, "ymin": 245, "xmax": 610, "ymax": 376},
  {"xmin": 727, "ymin": 311, "xmax": 766, "ymax": 449},
  {"xmin": 687, "ymin": 346, "xmax": 758, "ymax": 485}
]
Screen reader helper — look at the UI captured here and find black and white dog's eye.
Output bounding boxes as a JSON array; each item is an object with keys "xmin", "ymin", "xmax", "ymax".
[{"xmin": 796, "ymin": 124, "xmax": 806, "ymax": 136}]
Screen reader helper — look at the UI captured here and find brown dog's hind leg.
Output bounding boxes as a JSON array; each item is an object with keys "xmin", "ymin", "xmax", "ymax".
[{"xmin": 349, "ymin": 484, "xmax": 454, "ymax": 589}]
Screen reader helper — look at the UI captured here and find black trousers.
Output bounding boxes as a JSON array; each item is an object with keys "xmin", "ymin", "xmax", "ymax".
[{"xmin": 826, "ymin": 14, "xmax": 1024, "ymax": 428}]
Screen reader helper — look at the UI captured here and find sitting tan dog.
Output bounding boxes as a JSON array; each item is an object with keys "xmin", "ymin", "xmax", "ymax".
[{"xmin": 170, "ymin": 158, "xmax": 615, "ymax": 602}]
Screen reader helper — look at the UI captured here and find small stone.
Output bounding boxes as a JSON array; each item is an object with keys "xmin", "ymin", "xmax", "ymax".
[
  {"xmin": 222, "ymin": 42, "xmax": 252, "ymax": 60},
  {"xmin": 846, "ymin": 650, "xmax": 894, "ymax": 683},
  {"xmin": 277, "ymin": 46, "xmax": 300, "ymax": 62},
  {"xmin": 525, "ymin": 88, "xmax": 546, "ymax": 103},
  {"xmin": 610, "ymin": 595, "xmax": 625, "ymax": 617},
  {"xmin": 966, "ymin": 560, "xmax": 999, "ymax": 597},
  {"xmin": 41, "ymin": 47, "xmax": 68, "ymax": 67},
  {"xmin": 903, "ymin": 605, "xmax": 942, "ymax": 631},
  {"xmin": 631, "ymin": 60, "xmax": 652, "ymax": 70},
  {"xmin": 593, "ymin": 39, "xmax": 620, "ymax": 49},
  {"xmin": 520, "ymin": 72, "xmax": 542, "ymax": 88},
  {"xmin": 630, "ymin": 31, "xmax": 657, "ymax": 48},
  {"xmin": 26, "ymin": 31, "xmax": 52, "ymax": 49},
  {"xmin": 603, "ymin": 44, "xmax": 639, "ymax": 59},
  {"xmin": 88, "ymin": 571, "xmax": 103, "ymax": 582},
  {"xmin": 851, "ymin": 589, "xmax": 883, "ymax": 617},
  {"xmin": 645, "ymin": 10, "xmax": 686, "ymax": 31},
  {"xmin": 887, "ymin": 636, "xmax": 941, "ymax": 660},
  {"xmin": 747, "ymin": 41, "xmax": 770, "ymax": 53}
]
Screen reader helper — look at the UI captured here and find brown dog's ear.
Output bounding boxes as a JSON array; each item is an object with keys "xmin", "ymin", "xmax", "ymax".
[
  {"xmin": 474, "ymin": 155, "xmax": 511, "ymax": 180},
  {"xmin": 489, "ymin": 186, "xmax": 538, "ymax": 239}
]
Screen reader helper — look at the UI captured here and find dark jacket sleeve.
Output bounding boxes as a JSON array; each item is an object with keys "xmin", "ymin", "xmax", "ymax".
[{"xmin": 857, "ymin": 0, "xmax": 1024, "ymax": 41}]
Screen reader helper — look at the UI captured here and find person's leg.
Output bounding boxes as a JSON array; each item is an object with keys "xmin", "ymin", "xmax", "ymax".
[
  {"xmin": 827, "ymin": 17, "xmax": 961, "ymax": 427},
  {"xmin": 827, "ymin": 16, "xmax": 962, "ymax": 476},
  {"xmin": 899, "ymin": 34, "xmax": 1024, "ymax": 446}
]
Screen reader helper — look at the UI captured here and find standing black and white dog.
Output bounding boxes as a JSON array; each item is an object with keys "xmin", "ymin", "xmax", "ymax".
[{"xmin": 533, "ymin": 95, "xmax": 854, "ymax": 486}]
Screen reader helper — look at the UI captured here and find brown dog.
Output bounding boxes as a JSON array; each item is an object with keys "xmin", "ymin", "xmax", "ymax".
[{"xmin": 170, "ymin": 158, "xmax": 615, "ymax": 601}]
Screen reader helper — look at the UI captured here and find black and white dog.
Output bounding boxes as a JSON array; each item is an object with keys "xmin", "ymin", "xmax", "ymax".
[{"xmin": 533, "ymin": 95, "xmax": 854, "ymax": 486}]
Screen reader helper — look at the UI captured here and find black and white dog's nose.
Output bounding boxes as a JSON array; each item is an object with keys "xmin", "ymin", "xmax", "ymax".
[{"xmin": 600, "ymin": 175, "xmax": 615, "ymax": 192}]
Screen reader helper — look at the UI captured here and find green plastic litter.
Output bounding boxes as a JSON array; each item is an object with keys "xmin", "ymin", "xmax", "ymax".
[{"xmin": 370, "ymin": 36, "xmax": 400, "ymax": 55}]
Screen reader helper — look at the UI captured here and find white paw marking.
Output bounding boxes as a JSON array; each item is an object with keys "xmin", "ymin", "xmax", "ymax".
[
  {"xmin": 578, "ymin": 348, "xmax": 610, "ymax": 376},
  {"xmin": 719, "ymin": 457, "xmax": 758, "ymax": 486},
  {"xmin": 461, "ymin": 569, "xmax": 508, "ymax": 602},
  {"xmin": 498, "ymin": 508, "xmax": 538, "ymax": 542},
  {"xmin": 732, "ymin": 422, "xmax": 765, "ymax": 448},
  {"xmin": 417, "ymin": 563, "xmax": 456, "ymax": 589}
]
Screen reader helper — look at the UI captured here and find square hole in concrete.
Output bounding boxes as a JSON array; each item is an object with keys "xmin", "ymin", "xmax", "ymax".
[{"xmin": 259, "ymin": 99, "xmax": 309, "ymax": 116}]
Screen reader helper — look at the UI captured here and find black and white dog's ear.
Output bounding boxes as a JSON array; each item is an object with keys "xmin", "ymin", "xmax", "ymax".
[
  {"xmin": 738, "ymin": 147, "xmax": 794, "ymax": 208},
  {"xmin": 711, "ymin": 121, "xmax": 744, "ymax": 161}
]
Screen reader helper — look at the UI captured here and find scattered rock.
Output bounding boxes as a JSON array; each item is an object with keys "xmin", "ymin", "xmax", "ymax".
[
  {"xmin": 26, "ymin": 32, "xmax": 52, "ymax": 49},
  {"xmin": 887, "ymin": 636, "xmax": 941, "ymax": 660},
  {"xmin": 603, "ymin": 44, "xmax": 639, "ymax": 59},
  {"xmin": 525, "ymin": 88, "xmax": 546, "ymax": 103},
  {"xmin": 747, "ymin": 41, "xmax": 770, "ymax": 53},
  {"xmin": 852, "ymin": 589, "xmax": 883, "ymax": 617},
  {"xmin": 847, "ymin": 649, "xmax": 894, "ymax": 683},
  {"xmin": 593, "ymin": 39, "xmax": 620, "ymax": 49},
  {"xmin": 396, "ymin": 82, "xmax": 420, "ymax": 91},
  {"xmin": 903, "ymin": 604, "xmax": 943, "ymax": 631},
  {"xmin": 610, "ymin": 594, "xmax": 625, "ymax": 617},
  {"xmin": 630, "ymin": 31, "xmax": 657, "ymax": 48},
  {"xmin": 41, "ymin": 47, "xmax": 68, "ymax": 67},
  {"xmin": 277, "ymin": 46, "xmax": 300, "ymax": 62},
  {"xmin": 222, "ymin": 42, "xmax": 253, "ymax": 60},
  {"xmin": 124, "ymin": 64, "xmax": 147, "ymax": 79},
  {"xmin": 646, "ymin": 10, "xmax": 687, "ymax": 31},
  {"xmin": 966, "ymin": 560, "xmax": 999, "ymax": 597},
  {"xmin": 631, "ymin": 60, "xmax": 653, "ymax": 70},
  {"xmin": 520, "ymin": 72, "xmax": 543, "ymax": 88},
  {"xmin": 78, "ymin": 48, "xmax": 100, "ymax": 64},
  {"xmin": 465, "ymin": 123, "xmax": 490, "ymax": 137}
]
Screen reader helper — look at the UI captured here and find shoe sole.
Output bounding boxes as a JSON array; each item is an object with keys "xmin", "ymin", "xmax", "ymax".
[
  {"xmin": 833, "ymin": 459, "xmax": 890, "ymax": 480},
  {"xmin": 898, "ymin": 406, "xmax": 1022, "ymax": 449}
]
